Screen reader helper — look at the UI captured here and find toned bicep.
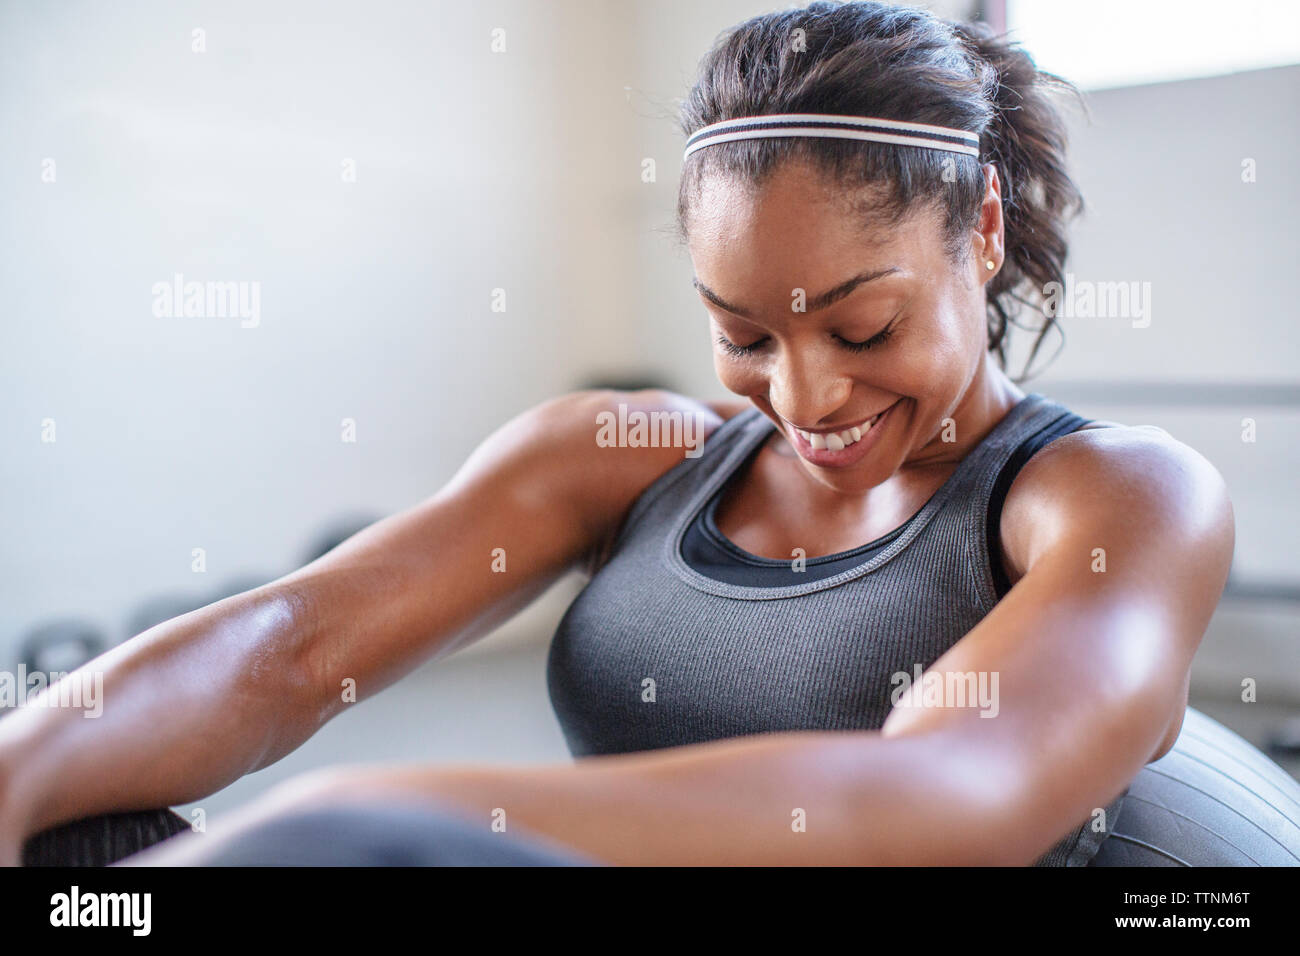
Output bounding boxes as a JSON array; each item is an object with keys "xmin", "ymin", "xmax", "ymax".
[{"xmin": 880, "ymin": 428, "xmax": 1234, "ymax": 863}]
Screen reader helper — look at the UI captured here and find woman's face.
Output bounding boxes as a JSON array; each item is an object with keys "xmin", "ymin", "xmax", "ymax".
[{"xmin": 686, "ymin": 159, "xmax": 1002, "ymax": 494}]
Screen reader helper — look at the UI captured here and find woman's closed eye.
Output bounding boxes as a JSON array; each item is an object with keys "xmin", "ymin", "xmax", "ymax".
[
  {"xmin": 715, "ymin": 323, "xmax": 896, "ymax": 357},
  {"xmin": 835, "ymin": 325, "xmax": 896, "ymax": 352},
  {"xmin": 715, "ymin": 332, "xmax": 766, "ymax": 357}
]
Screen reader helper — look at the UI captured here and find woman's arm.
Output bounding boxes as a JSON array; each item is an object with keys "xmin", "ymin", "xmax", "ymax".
[
  {"xmin": 126, "ymin": 727, "xmax": 1018, "ymax": 866},
  {"xmin": 0, "ymin": 389, "xmax": 720, "ymax": 862},
  {"xmin": 878, "ymin": 422, "xmax": 1235, "ymax": 862},
  {"xmin": 165, "ymin": 424, "xmax": 1231, "ymax": 866}
]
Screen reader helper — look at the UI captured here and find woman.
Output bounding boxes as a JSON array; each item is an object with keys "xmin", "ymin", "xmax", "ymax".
[{"xmin": 4, "ymin": 1, "xmax": 1298, "ymax": 867}]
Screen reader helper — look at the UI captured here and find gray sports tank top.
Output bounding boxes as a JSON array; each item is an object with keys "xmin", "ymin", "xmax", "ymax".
[{"xmin": 546, "ymin": 392, "xmax": 1128, "ymax": 866}]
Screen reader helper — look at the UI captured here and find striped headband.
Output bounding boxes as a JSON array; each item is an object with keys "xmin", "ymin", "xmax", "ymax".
[{"xmin": 683, "ymin": 113, "xmax": 981, "ymax": 160}]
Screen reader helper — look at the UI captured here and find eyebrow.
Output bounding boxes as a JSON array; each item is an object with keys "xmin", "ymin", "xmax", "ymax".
[{"xmin": 692, "ymin": 267, "xmax": 900, "ymax": 319}]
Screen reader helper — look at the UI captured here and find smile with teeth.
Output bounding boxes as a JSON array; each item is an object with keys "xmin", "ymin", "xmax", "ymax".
[{"xmin": 793, "ymin": 409, "xmax": 886, "ymax": 451}]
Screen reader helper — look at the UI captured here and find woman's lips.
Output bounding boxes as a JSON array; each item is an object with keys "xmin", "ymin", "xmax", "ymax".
[{"xmin": 784, "ymin": 401, "xmax": 899, "ymax": 468}]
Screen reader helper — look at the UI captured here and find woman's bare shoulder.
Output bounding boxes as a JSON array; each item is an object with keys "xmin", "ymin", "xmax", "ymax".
[
  {"xmin": 532, "ymin": 386, "xmax": 730, "ymax": 488},
  {"xmin": 523, "ymin": 389, "xmax": 734, "ymax": 569},
  {"xmin": 996, "ymin": 419, "xmax": 1231, "ymax": 588}
]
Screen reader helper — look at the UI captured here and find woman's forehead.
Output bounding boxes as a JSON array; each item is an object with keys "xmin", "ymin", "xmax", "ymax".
[
  {"xmin": 687, "ymin": 186, "xmax": 944, "ymax": 286},
  {"xmin": 687, "ymin": 162, "xmax": 942, "ymax": 254}
]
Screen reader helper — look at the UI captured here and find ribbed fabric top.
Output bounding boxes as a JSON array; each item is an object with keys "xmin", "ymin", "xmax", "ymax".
[
  {"xmin": 680, "ymin": 446, "xmax": 910, "ymax": 584},
  {"xmin": 546, "ymin": 392, "xmax": 1128, "ymax": 866}
]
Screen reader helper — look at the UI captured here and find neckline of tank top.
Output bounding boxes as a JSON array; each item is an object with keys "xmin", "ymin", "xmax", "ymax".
[
  {"xmin": 699, "ymin": 467, "xmax": 910, "ymax": 567},
  {"xmin": 663, "ymin": 392, "xmax": 1060, "ymax": 600}
]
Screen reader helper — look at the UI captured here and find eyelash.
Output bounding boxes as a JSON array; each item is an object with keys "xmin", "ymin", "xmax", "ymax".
[{"xmin": 715, "ymin": 324, "xmax": 896, "ymax": 357}]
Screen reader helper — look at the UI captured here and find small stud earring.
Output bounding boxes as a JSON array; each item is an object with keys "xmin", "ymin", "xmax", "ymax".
[{"xmin": 985, "ymin": 259, "xmax": 995, "ymax": 271}]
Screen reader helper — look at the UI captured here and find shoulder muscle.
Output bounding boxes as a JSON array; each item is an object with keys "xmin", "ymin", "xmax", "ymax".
[
  {"xmin": 999, "ymin": 423, "xmax": 1235, "ymax": 618},
  {"xmin": 459, "ymin": 389, "xmax": 727, "ymax": 565}
]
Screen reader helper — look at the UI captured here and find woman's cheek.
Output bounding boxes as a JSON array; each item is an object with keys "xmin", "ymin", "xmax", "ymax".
[
  {"xmin": 715, "ymin": 355, "xmax": 765, "ymax": 397},
  {"xmin": 906, "ymin": 333, "xmax": 962, "ymax": 396}
]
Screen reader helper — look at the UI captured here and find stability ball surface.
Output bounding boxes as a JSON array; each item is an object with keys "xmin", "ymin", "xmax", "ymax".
[{"xmin": 1091, "ymin": 707, "xmax": 1300, "ymax": 866}]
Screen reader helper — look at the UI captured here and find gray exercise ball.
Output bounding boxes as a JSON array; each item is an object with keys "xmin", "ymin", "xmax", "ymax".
[{"xmin": 1091, "ymin": 707, "xmax": 1300, "ymax": 866}]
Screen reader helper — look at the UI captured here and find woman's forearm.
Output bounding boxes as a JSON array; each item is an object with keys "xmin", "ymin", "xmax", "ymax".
[
  {"xmin": 0, "ymin": 585, "xmax": 322, "ymax": 844},
  {"xmin": 298, "ymin": 728, "xmax": 1028, "ymax": 866}
]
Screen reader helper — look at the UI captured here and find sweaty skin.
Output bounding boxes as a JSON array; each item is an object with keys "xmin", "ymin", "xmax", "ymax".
[{"xmin": 0, "ymin": 161, "xmax": 1232, "ymax": 867}]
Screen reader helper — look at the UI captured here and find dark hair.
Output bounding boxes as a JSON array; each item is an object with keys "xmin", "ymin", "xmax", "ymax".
[{"xmin": 676, "ymin": 0, "xmax": 1087, "ymax": 381}]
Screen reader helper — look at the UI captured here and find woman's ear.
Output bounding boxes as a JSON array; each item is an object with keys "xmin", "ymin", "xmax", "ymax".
[{"xmin": 972, "ymin": 162, "xmax": 1005, "ymax": 281}]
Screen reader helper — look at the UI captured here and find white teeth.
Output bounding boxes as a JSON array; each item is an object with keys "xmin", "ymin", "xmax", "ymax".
[
  {"xmin": 807, "ymin": 426, "xmax": 860, "ymax": 451},
  {"xmin": 796, "ymin": 407, "xmax": 889, "ymax": 452}
]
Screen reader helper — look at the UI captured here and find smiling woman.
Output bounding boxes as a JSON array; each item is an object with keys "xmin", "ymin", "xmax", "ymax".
[{"xmin": 4, "ymin": 0, "xmax": 1299, "ymax": 870}]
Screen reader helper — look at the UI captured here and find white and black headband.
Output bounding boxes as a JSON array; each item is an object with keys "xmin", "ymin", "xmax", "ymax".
[{"xmin": 683, "ymin": 113, "xmax": 981, "ymax": 160}]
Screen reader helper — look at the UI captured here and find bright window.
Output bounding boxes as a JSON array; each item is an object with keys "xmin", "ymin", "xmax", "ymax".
[{"xmin": 1004, "ymin": 0, "xmax": 1300, "ymax": 90}]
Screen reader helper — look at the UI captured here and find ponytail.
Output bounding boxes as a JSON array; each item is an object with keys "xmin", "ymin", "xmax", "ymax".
[{"xmin": 951, "ymin": 19, "xmax": 1087, "ymax": 378}]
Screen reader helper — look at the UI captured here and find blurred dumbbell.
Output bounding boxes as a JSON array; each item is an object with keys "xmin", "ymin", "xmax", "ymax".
[
  {"xmin": 18, "ymin": 619, "xmax": 108, "ymax": 675},
  {"xmin": 1266, "ymin": 716, "xmax": 1300, "ymax": 758}
]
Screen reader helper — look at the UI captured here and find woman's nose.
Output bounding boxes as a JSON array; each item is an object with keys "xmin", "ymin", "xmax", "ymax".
[{"xmin": 768, "ymin": 351, "xmax": 853, "ymax": 428}]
